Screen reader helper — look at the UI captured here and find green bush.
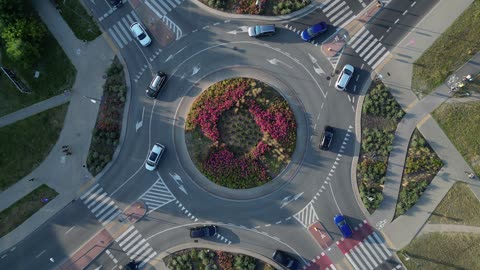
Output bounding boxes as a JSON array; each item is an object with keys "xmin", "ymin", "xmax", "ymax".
[
  {"xmin": 363, "ymin": 84, "xmax": 405, "ymax": 120},
  {"xmin": 234, "ymin": 255, "xmax": 256, "ymax": 270}
]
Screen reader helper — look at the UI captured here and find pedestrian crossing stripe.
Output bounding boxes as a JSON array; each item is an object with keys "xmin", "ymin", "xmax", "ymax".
[
  {"xmin": 344, "ymin": 232, "xmax": 393, "ymax": 270},
  {"xmin": 114, "ymin": 225, "xmax": 157, "ymax": 268},
  {"xmin": 293, "ymin": 201, "xmax": 319, "ymax": 228},
  {"xmin": 139, "ymin": 176, "xmax": 176, "ymax": 214},
  {"xmin": 321, "ymin": 0, "xmax": 354, "ymax": 27},
  {"xmin": 80, "ymin": 184, "xmax": 121, "ymax": 226}
]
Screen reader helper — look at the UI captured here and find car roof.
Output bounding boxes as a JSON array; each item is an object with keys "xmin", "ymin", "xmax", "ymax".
[
  {"xmin": 130, "ymin": 22, "xmax": 143, "ymax": 35},
  {"xmin": 310, "ymin": 22, "xmax": 327, "ymax": 32}
]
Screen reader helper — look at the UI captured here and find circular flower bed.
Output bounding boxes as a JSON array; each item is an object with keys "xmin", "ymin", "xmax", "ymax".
[{"xmin": 185, "ymin": 78, "xmax": 297, "ymax": 189}]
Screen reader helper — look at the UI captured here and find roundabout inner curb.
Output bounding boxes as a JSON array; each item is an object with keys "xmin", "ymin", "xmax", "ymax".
[{"xmin": 173, "ymin": 66, "xmax": 310, "ymax": 201}]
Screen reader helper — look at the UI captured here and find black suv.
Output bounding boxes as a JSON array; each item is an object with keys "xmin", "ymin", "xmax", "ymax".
[
  {"xmin": 189, "ymin": 225, "xmax": 217, "ymax": 238},
  {"xmin": 272, "ymin": 250, "xmax": 300, "ymax": 270},
  {"xmin": 146, "ymin": 71, "xmax": 167, "ymax": 98},
  {"xmin": 320, "ymin": 126, "xmax": 334, "ymax": 150}
]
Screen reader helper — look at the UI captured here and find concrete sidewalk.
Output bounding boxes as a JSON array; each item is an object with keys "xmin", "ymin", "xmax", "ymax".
[
  {"xmin": 0, "ymin": 0, "xmax": 114, "ymax": 253},
  {"xmin": 363, "ymin": 0, "xmax": 479, "ymax": 250}
]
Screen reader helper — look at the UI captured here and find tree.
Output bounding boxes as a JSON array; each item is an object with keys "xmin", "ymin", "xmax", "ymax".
[{"xmin": 0, "ymin": 1, "xmax": 46, "ymax": 67}]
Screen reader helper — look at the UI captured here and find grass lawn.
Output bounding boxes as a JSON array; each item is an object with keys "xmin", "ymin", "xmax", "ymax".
[
  {"xmin": 0, "ymin": 104, "xmax": 68, "ymax": 191},
  {"xmin": 432, "ymin": 101, "xmax": 480, "ymax": 176},
  {"xmin": 398, "ymin": 232, "xmax": 480, "ymax": 270},
  {"xmin": 0, "ymin": 184, "xmax": 58, "ymax": 238},
  {"xmin": 429, "ymin": 182, "xmax": 480, "ymax": 226},
  {"xmin": 54, "ymin": 0, "xmax": 101, "ymax": 41},
  {"xmin": 411, "ymin": 0, "xmax": 480, "ymax": 98},
  {"xmin": 0, "ymin": 31, "xmax": 76, "ymax": 117}
]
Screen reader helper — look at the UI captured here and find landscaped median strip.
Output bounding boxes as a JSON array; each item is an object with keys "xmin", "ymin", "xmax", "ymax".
[{"xmin": 0, "ymin": 184, "xmax": 57, "ymax": 238}]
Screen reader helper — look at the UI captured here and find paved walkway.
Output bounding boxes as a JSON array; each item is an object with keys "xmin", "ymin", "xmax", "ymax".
[
  {"xmin": 0, "ymin": 94, "xmax": 71, "ymax": 128},
  {"xmin": 418, "ymin": 224, "xmax": 480, "ymax": 236},
  {"xmin": 0, "ymin": 0, "xmax": 114, "ymax": 253},
  {"xmin": 360, "ymin": 0, "xmax": 480, "ymax": 251}
]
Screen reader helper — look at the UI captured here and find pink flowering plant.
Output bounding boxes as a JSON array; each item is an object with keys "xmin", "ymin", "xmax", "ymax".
[{"xmin": 185, "ymin": 78, "xmax": 297, "ymax": 189}]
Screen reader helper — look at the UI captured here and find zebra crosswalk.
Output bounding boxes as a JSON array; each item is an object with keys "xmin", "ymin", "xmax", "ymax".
[
  {"xmin": 106, "ymin": 9, "xmax": 183, "ymax": 49},
  {"xmin": 116, "ymin": 225, "xmax": 157, "ymax": 268},
  {"xmin": 145, "ymin": 0, "xmax": 186, "ymax": 18},
  {"xmin": 344, "ymin": 232, "xmax": 392, "ymax": 270},
  {"xmin": 321, "ymin": 0, "xmax": 355, "ymax": 27},
  {"xmin": 336, "ymin": 222, "xmax": 393, "ymax": 270},
  {"xmin": 80, "ymin": 183, "xmax": 122, "ymax": 226},
  {"xmin": 293, "ymin": 202, "xmax": 319, "ymax": 228},
  {"xmin": 107, "ymin": 10, "xmax": 142, "ymax": 49},
  {"xmin": 348, "ymin": 26, "xmax": 390, "ymax": 69},
  {"xmin": 139, "ymin": 176, "xmax": 176, "ymax": 214}
]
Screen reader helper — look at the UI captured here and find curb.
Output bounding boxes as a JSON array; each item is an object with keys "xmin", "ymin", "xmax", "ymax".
[
  {"xmin": 350, "ymin": 74, "xmax": 374, "ymax": 219},
  {"xmin": 76, "ymin": 17, "xmax": 133, "ymax": 197},
  {"xmin": 191, "ymin": 0, "xmax": 320, "ymax": 22}
]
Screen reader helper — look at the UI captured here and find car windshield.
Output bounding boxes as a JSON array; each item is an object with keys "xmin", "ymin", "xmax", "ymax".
[
  {"xmin": 338, "ymin": 219, "xmax": 346, "ymax": 226},
  {"xmin": 148, "ymin": 152, "xmax": 158, "ymax": 162},
  {"xmin": 344, "ymin": 69, "xmax": 353, "ymax": 76},
  {"xmin": 138, "ymin": 32, "xmax": 146, "ymax": 40},
  {"xmin": 255, "ymin": 26, "xmax": 261, "ymax": 34},
  {"xmin": 307, "ymin": 27, "xmax": 317, "ymax": 36}
]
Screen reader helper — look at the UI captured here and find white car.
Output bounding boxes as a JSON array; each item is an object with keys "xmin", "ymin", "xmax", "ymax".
[
  {"xmin": 335, "ymin": 64, "xmax": 354, "ymax": 91},
  {"xmin": 145, "ymin": 143, "xmax": 165, "ymax": 171},
  {"xmin": 130, "ymin": 22, "xmax": 151, "ymax": 47}
]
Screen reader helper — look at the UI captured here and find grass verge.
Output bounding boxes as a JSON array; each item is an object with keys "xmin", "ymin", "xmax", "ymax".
[
  {"xmin": 398, "ymin": 232, "xmax": 480, "ymax": 270},
  {"xmin": 0, "ymin": 184, "xmax": 58, "ymax": 238},
  {"xmin": 432, "ymin": 101, "xmax": 480, "ymax": 176},
  {"xmin": 429, "ymin": 182, "xmax": 480, "ymax": 226},
  {"xmin": 358, "ymin": 81, "xmax": 405, "ymax": 212},
  {"xmin": 54, "ymin": 0, "xmax": 101, "ymax": 41},
  {"xmin": 411, "ymin": 0, "xmax": 480, "ymax": 98},
  {"xmin": 0, "ymin": 27, "xmax": 76, "ymax": 117},
  {"xmin": 0, "ymin": 103, "xmax": 68, "ymax": 191},
  {"xmin": 395, "ymin": 129, "xmax": 443, "ymax": 218},
  {"xmin": 87, "ymin": 56, "xmax": 126, "ymax": 176}
]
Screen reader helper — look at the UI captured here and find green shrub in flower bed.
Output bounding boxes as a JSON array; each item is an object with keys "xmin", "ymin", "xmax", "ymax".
[
  {"xmin": 87, "ymin": 56, "xmax": 126, "ymax": 176},
  {"xmin": 164, "ymin": 248, "xmax": 259, "ymax": 270},
  {"xmin": 358, "ymin": 81, "xmax": 405, "ymax": 212},
  {"xmin": 199, "ymin": 0, "xmax": 310, "ymax": 15},
  {"xmin": 395, "ymin": 129, "xmax": 443, "ymax": 218},
  {"xmin": 185, "ymin": 78, "xmax": 296, "ymax": 189}
]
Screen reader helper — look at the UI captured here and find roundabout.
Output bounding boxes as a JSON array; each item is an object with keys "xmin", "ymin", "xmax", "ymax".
[{"xmin": 183, "ymin": 77, "xmax": 297, "ymax": 189}]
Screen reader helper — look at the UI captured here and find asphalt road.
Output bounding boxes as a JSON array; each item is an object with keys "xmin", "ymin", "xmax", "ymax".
[{"xmin": 1, "ymin": 0, "xmax": 440, "ymax": 269}]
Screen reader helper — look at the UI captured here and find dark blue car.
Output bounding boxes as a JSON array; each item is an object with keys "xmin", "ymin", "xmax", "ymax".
[
  {"xmin": 301, "ymin": 22, "xmax": 328, "ymax": 41},
  {"xmin": 334, "ymin": 214, "xmax": 353, "ymax": 238}
]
